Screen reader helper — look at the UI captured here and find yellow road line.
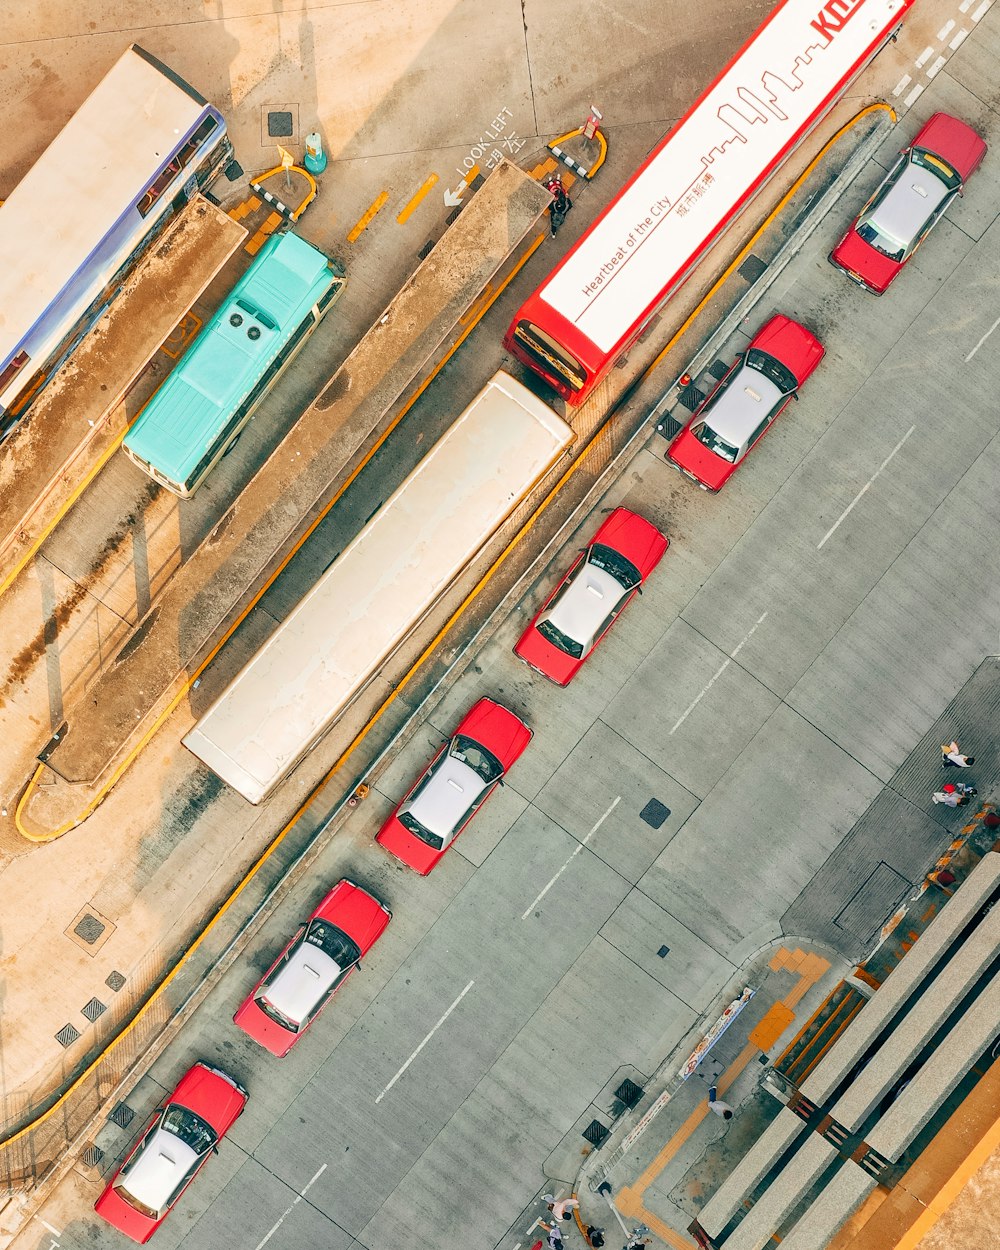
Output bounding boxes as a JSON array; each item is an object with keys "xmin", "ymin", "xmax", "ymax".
[
  {"xmin": 347, "ymin": 191, "xmax": 389, "ymax": 243},
  {"xmin": 397, "ymin": 174, "xmax": 439, "ymax": 224}
]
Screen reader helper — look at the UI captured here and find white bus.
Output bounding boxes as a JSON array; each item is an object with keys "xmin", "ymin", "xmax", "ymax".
[
  {"xmin": 183, "ymin": 371, "xmax": 574, "ymax": 803},
  {"xmin": 0, "ymin": 45, "xmax": 233, "ymax": 437}
]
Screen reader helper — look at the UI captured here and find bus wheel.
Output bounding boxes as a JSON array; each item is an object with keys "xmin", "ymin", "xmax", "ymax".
[{"xmin": 222, "ymin": 432, "xmax": 242, "ymax": 457}]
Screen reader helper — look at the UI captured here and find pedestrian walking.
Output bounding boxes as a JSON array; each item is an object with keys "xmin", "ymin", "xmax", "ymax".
[
  {"xmin": 587, "ymin": 1226, "xmax": 606, "ymax": 1248},
  {"xmin": 545, "ymin": 173, "xmax": 573, "ymax": 236},
  {"xmin": 933, "ymin": 784, "xmax": 968, "ymax": 807},
  {"xmin": 942, "ymin": 741, "xmax": 975, "ymax": 768},
  {"xmin": 549, "ymin": 1197, "xmax": 579, "ymax": 1221},
  {"xmin": 707, "ymin": 1086, "xmax": 734, "ymax": 1120},
  {"xmin": 547, "ymin": 1223, "xmax": 565, "ymax": 1250}
]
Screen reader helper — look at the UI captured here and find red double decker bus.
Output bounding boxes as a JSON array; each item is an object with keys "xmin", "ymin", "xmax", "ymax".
[{"xmin": 504, "ymin": 0, "xmax": 916, "ymax": 406}]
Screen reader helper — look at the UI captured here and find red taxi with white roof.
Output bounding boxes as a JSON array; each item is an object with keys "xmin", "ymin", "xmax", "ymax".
[
  {"xmin": 830, "ymin": 112, "xmax": 987, "ymax": 295},
  {"xmin": 233, "ymin": 879, "xmax": 390, "ymax": 1057},
  {"xmin": 376, "ymin": 698, "xmax": 531, "ymax": 875},
  {"xmin": 666, "ymin": 315, "xmax": 824, "ymax": 492},
  {"xmin": 514, "ymin": 507, "xmax": 668, "ymax": 685},
  {"xmin": 94, "ymin": 1062, "xmax": 247, "ymax": 1242}
]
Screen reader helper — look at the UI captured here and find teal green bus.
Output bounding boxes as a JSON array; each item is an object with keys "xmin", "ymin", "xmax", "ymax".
[{"xmin": 123, "ymin": 230, "xmax": 345, "ymax": 497}]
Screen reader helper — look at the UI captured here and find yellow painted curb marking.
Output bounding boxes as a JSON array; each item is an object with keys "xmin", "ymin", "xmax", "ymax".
[
  {"xmin": 347, "ymin": 191, "xmax": 389, "ymax": 243},
  {"xmin": 397, "ymin": 174, "xmax": 439, "ymax": 224}
]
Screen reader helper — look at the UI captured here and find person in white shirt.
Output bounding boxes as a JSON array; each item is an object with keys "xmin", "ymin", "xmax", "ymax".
[
  {"xmin": 942, "ymin": 741, "xmax": 974, "ymax": 767},
  {"xmin": 708, "ymin": 1086, "xmax": 734, "ymax": 1120}
]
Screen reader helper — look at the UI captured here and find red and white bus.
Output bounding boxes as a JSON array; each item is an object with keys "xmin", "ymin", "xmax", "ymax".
[{"xmin": 504, "ymin": 0, "xmax": 917, "ymax": 406}]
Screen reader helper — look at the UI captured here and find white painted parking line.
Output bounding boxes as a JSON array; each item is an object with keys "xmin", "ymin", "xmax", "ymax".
[
  {"xmin": 965, "ymin": 310, "xmax": 1000, "ymax": 362},
  {"xmin": 521, "ymin": 796, "xmax": 621, "ymax": 920},
  {"xmin": 949, "ymin": 27, "xmax": 969, "ymax": 48},
  {"xmin": 903, "ymin": 83, "xmax": 925, "ymax": 108},
  {"xmin": 816, "ymin": 426, "xmax": 915, "ymax": 550},
  {"xmin": 937, "ymin": 19, "xmax": 956, "ymax": 37},
  {"xmin": 253, "ymin": 1165, "xmax": 327, "ymax": 1250},
  {"xmin": 960, "ymin": 0, "xmax": 974, "ymax": 11},
  {"xmin": 914, "ymin": 45, "xmax": 934, "ymax": 67},
  {"xmin": 926, "ymin": 54, "xmax": 947, "ymax": 77},
  {"xmin": 669, "ymin": 613, "xmax": 768, "ymax": 736},
  {"xmin": 34, "ymin": 1218, "xmax": 63, "ymax": 1238},
  {"xmin": 892, "ymin": 74, "xmax": 912, "ymax": 97},
  {"xmin": 971, "ymin": 0, "xmax": 991, "ymax": 21},
  {"xmin": 375, "ymin": 980, "xmax": 475, "ymax": 1103}
]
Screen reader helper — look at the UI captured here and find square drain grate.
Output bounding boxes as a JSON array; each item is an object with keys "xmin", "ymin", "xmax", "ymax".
[
  {"xmin": 640, "ymin": 799, "xmax": 670, "ymax": 829},
  {"xmin": 82, "ymin": 1144, "xmax": 105, "ymax": 1168},
  {"xmin": 105, "ymin": 970, "xmax": 126, "ymax": 992},
  {"xmin": 74, "ymin": 914, "xmax": 106, "ymax": 945},
  {"xmin": 81, "ymin": 997, "xmax": 106, "ymax": 1022},
  {"xmin": 708, "ymin": 359, "xmax": 730, "ymax": 380},
  {"xmin": 677, "ymin": 384, "xmax": 706, "ymax": 412},
  {"xmin": 655, "ymin": 413, "xmax": 683, "ymax": 440},
  {"xmin": 55, "ymin": 1023, "xmax": 81, "ymax": 1048},
  {"xmin": 614, "ymin": 1078, "xmax": 645, "ymax": 1109},
  {"xmin": 108, "ymin": 1102, "xmax": 135, "ymax": 1129},
  {"xmin": 738, "ymin": 253, "xmax": 767, "ymax": 284},
  {"xmin": 267, "ymin": 110, "xmax": 293, "ymax": 137},
  {"xmin": 583, "ymin": 1119, "xmax": 610, "ymax": 1146}
]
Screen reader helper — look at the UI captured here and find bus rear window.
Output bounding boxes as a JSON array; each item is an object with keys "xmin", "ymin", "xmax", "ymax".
[{"xmin": 513, "ymin": 322, "xmax": 586, "ymax": 392}]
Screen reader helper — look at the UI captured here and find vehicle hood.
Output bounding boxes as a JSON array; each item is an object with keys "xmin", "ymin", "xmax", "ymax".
[
  {"xmin": 318, "ymin": 880, "xmax": 391, "ymax": 950},
  {"xmin": 917, "ymin": 112, "xmax": 988, "ymax": 180},
  {"xmin": 752, "ymin": 315, "xmax": 825, "ymax": 383},
  {"xmin": 515, "ymin": 622, "xmax": 583, "ymax": 686},
  {"xmin": 173, "ymin": 1064, "xmax": 246, "ymax": 1133},
  {"xmin": 593, "ymin": 507, "xmax": 669, "ymax": 576},
  {"xmin": 831, "ymin": 227, "xmax": 900, "ymax": 294},
  {"xmin": 233, "ymin": 995, "xmax": 297, "ymax": 1057},
  {"xmin": 95, "ymin": 1185, "xmax": 160, "ymax": 1244},
  {"xmin": 667, "ymin": 426, "xmax": 734, "ymax": 491},
  {"xmin": 457, "ymin": 698, "xmax": 532, "ymax": 768},
  {"xmin": 376, "ymin": 817, "xmax": 442, "ymax": 876}
]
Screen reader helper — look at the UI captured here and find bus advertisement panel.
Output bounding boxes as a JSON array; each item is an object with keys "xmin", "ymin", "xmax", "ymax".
[{"xmin": 504, "ymin": 0, "xmax": 917, "ymax": 405}]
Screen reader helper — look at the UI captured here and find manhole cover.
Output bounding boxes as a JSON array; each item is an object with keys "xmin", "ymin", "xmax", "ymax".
[
  {"xmin": 74, "ymin": 914, "xmax": 106, "ymax": 945},
  {"xmin": 677, "ymin": 384, "xmax": 706, "ymax": 412},
  {"xmin": 55, "ymin": 1023, "xmax": 81, "ymax": 1048},
  {"xmin": 656, "ymin": 414, "xmax": 683, "ymax": 440},
  {"xmin": 583, "ymin": 1119, "xmax": 610, "ymax": 1146},
  {"xmin": 267, "ymin": 110, "xmax": 293, "ymax": 137},
  {"xmin": 614, "ymin": 1078, "xmax": 644, "ymax": 1109},
  {"xmin": 640, "ymin": 799, "xmax": 670, "ymax": 829},
  {"xmin": 81, "ymin": 997, "xmax": 106, "ymax": 1022},
  {"xmin": 105, "ymin": 970, "xmax": 126, "ymax": 992},
  {"xmin": 108, "ymin": 1102, "xmax": 135, "ymax": 1129},
  {"xmin": 738, "ymin": 253, "xmax": 767, "ymax": 284},
  {"xmin": 82, "ymin": 1145, "xmax": 104, "ymax": 1167}
]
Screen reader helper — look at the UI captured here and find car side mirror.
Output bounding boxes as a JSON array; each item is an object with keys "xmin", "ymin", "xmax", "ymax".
[
  {"xmin": 636, "ymin": 585, "xmax": 643, "ymax": 595},
  {"xmin": 212, "ymin": 1145, "xmax": 220, "ymax": 1155},
  {"xmin": 792, "ymin": 393, "xmax": 799, "ymax": 401}
]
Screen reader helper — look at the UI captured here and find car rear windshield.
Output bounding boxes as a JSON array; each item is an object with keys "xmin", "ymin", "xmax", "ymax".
[
  {"xmin": 691, "ymin": 422, "xmax": 738, "ymax": 463},
  {"xmin": 449, "ymin": 734, "xmax": 503, "ymax": 783},
  {"xmin": 162, "ymin": 1105, "xmax": 217, "ymax": 1155},
  {"xmin": 398, "ymin": 809, "xmax": 444, "ymax": 850},
  {"xmin": 304, "ymin": 919, "xmax": 361, "ymax": 967},
  {"xmin": 746, "ymin": 349, "xmax": 797, "ymax": 394},
  {"xmin": 537, "ymin": 618, "xmax": 584, "ymax": 657},
  {"xmin": 589, "ymin": 542, "xmax": 641, "ymax": 591},
  {"xmin": 913, "ymin": 147, "xmax": 961, "ymax": 190}
]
